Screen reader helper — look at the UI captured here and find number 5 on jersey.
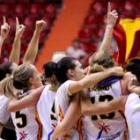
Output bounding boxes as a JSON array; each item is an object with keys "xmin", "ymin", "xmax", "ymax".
[{"xmin": 15, "ymin": 111, "xmax": 27, "ymax": 128}]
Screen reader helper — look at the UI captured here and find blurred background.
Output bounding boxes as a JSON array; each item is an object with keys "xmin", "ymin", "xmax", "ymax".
[{"xmin": 0, "ymin": 0, "xmax": 140, "ymax": 71}]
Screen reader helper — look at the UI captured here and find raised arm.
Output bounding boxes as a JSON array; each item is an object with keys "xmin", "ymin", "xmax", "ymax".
[
  {"xmin": 0, "ymin": 16, "xmax": 10, "ymax": 59},
  {"xmin": 52, "ymin": 94, "xmax": 82, "ymax": 140},
  {"xmin": 9, "ymin": 17, "xmax": 25, "ymax": 64},
  {"xmin": 23, "ymin": 20, "xmax": 46, "ymax": 64},
  {"xmin": 98, "ymin": 2, "xmax": 118, "ymax": 52},
  {"xmin": 68, "ymin": 66, "xmax": 123, "ymax": 95},
  {"xmin": 8, "ymin": 86, "xmax": 44, "ymax": 112},
  {"xmin": 81, "ymin": 94, "xmax": 127, "ymax": 116}
]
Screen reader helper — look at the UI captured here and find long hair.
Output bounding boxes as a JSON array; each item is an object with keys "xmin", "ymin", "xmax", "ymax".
[
  {"xmin": 0, "ymin": 64, "xmax": 35, "ymax": 98},
  {"xmin": 55, "ymin": 57, "xmax": 76, "ymax": 84},
  {"xmin": 42, "ymin": 61, "xmax": 58, "ymax": 85},
  {"xmin": 0, "ymin": 76, "xmax": 16, "ymax": 98},
  {"xmin": 43, "ymin": 62, "xmax": 57, "ymax": 78},
  {"xmin": 0, "ymin": 62, "xmax": 13, "ymax": 81},
  {"xmin": 13, "ymin": 64, "xmax": 34, "ymax": 90}
]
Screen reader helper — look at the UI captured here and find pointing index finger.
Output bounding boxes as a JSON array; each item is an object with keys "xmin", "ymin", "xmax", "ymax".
[
  {"xmin": 16, "ymin": 17, "xmax": 19, "ymax": 26},
  {"xmin": 3, "ymin": 16, "xmax": 6, "ymax": 24},
  {"xmin": 107, "ymin": 2, "xmax": 111, "ymax": 13}
]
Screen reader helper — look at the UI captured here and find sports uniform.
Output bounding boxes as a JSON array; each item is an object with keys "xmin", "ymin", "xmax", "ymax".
[
  {"xmin": 55, "ymin": 80, "xmax": 84, "ymax": 140},
  {"xmin": 0, "ymin": 95, "xmax": 10, "ymax": 125},
  {"xmin": 11, "ymin": 91, "xmax": 40, "ymax": 140},
  {"xmin": 83, "ymin": 80, "xmax": 126, "ymax": 140},
  {"xmin": 125, "ymin": 93, "xmax": 140, "ymax": 140},
  {"xmin": 37, "ymin": 84, "xmax": 57, "ymax": 140}
]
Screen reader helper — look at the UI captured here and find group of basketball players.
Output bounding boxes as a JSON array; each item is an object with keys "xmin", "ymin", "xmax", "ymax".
[{"xmin": 0, "ymin": 2, "xmax": 140, "ymax": 140}]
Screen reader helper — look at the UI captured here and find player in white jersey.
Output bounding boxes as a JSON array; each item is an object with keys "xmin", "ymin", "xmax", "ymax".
[
  {"xmin": 125, "ymin": 93, "xmax": 140, "ymax": 140},
  {"xmin": 83, "ymin": 81, "xmax": 126, "ymax": 140},
  {"xmin": 79, "ymin": 2, "xmax": 134, "ymax": 138},
  {"xmin": 37, "ymin": 85, "xmax": 56, "ymax": 140},
  {"xmin": 81, "ymin": 57, "xmax": 140, "ymax": 140},
  {"xmin": 81, "ymin": 48, "xmax": 132, "ymax": 140},
  {"xmin": 4, "ymin": 61, "xmax": 60, "ymax": 140},
  {"xmin": 4, "ymin": 61, "xmax": 123, "ymax": 140},
  {"xmin": 51, "ymin": 56, "xmax": 123, "ymax": 140},
  {"xmin": 0, "ymin": 18, "xmax": 46, "ymax": 140},
  {"xmin": 81, "ymin": 86, "xmax": 140, "ymax": 140},
  {"xmin": 37, "ymin": 62, "xmax": 59, "ymax": 140},
  {"xmin": 7, "ymin": 54, "xmax": 65, "ymax": 140},
  {"xmin": 52, "ymin": 3, "xmax": 125, "ymax": 140},
  {"xmin": 0, "ymin": 64, "xmax": 43, "ymax": 140},
  {"xmin": 0, "ymin": 95, "xmax": 10, "ymax": 128},
  {"xmin": 123, "ymin": 57, "xmax": 140, "ymax": 140},
  {"xmin": 0, "ymin": 17, "xmax": 21, "ymax": 140},
  {"xmin": 11, "ymin": 102, "xmax": 40, "ymax": 140}
]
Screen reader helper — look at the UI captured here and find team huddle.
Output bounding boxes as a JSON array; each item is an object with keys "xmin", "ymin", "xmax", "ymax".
[{"xmin": 0, "ymin": 2, "xmax": 140, "ymax": 140}]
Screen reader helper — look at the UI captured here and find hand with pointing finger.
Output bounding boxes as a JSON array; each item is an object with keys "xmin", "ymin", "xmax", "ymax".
[
  {"xmin": 1, "ymin": 16, "xmax": 10, "ymax": 40},
  {"xmin": 15, "ymin": 17, "xmax": 26, "ymax": 38},
  {"xmin": 106, "ymin": 2, "xmax": 118, "ymax": 28}
]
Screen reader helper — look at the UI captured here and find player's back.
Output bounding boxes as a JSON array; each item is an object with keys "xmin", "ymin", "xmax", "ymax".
[
  {"xmin": 11, "ymin": 107, "xmax": 39, "ymax": 140},
  {"xmin": 11, "ymin": 90, "xmax": 39, "ymax": 140},
  {"xmin": 37, "ymin": 84, "xmax": 56, "ymax": 140},
  {"xmin": 83, "ymin": 80, "xmax": 126, "ymax": 140}
]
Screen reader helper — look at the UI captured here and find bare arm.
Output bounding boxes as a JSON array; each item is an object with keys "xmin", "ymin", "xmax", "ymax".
[
  {"xmin": 9, "ymin": 18, "xmax": 25, "ymax": 64},
  {"xmin": 52, "ymin": 94, "xmax": 82, "ymax": 140},
  {"xmin": 8, "ymin": 86, "xmax": 44, "ymax": 112},
  {"xmin": 69, "ymin": 66, "xmax": 123, "ymax": 95},
  {"xmin": 130, "ymin": 87, "xmax": 140, "ymax": 95},
  {"xmin": 98, "ymin": 2, "xmax": 118, "ymax": 52},
  {"xmin": 0, "ymin": 36, "xmax": 4, "ymax": 59},
  {"xmin": 0, "ymin": 17, "xmax": 10, "ymax": 59},
  {"xmin": 128, "ymin": 77, "xmax": 140, "ymax": 95},
  {"xmin": 81, "ymin": 94, "xmax": 127, "ymax": 116},
  {"xmin": 23, "ymin": 20, "xmax": 46, "ymax": 64}
]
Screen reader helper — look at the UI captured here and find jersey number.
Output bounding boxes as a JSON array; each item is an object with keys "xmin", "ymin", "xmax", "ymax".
[
  {"xmin": 15, "ymin": 111, "xmax": 27, "ymax": 128},
  {"xmin": 50, "ymin": 102, "xmax": 57, "ymax": 121},
  {"xmin": 91, "ymin": 95, "xmax": 115, "ymax": 120}
]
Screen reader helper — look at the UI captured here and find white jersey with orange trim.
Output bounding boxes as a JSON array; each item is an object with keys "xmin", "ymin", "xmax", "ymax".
[
  {"xmin": 0, "ymin": 95, "xmax": 15, "ymax": 131},
  {"xmin": 125, "ymin": 93, "xmax": 140, "ymax": 140},
  {"xmin": 11, "ymin": 107, "xmax": 39, "ymax": 140},
  {"xmin": 55, "ymin": 80, "xmax": 85, "ymax": 140},
  {"xmin": 0, "ymin": 95, "xmax": 10, "ymax": 124},
  {"xmin": 11, "ymin": 91, "xmax": 40, "ymax": 140},
  {"xmin": 83, "ymin": 80, "xmax": 126, "ymax": 140},
  {"xmin": 37, "ymin": 84, "xmax": 57, "ymax": 140}
]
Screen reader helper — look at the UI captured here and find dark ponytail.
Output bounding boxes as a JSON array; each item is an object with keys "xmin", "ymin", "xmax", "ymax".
[
  {"xmin": 43, "ymin": 62, "xmax": 57, "ymax": 78},
  {"xmin": 0, "ymin": 62, "xmax": 13, "ymax": 81},
  {"xmin": 55, "ymin": 57, "xmax": 76, "ymax": 84}
]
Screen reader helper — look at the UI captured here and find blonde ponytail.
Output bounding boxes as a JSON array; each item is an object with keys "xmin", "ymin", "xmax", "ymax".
[
  {"xmin": 90, "ymin": 63, "xmax": 105, "ymax": 73},
  {"xmin": 89, "ymin": 50, "xmax": 115, "ymax": 74},
  {"xmin": 0, "ymin": 76, "xmax": 16, "ymax": 98}
]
